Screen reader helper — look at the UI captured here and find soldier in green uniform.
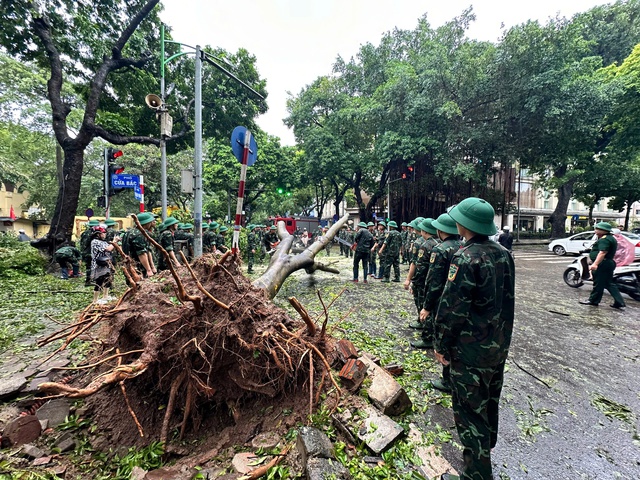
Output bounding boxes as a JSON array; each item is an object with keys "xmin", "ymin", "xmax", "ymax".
[
  {"xmin": 367, "ymin": 222, "xmax": 377, "ymax": 278},
  {"xmin": 201, "ymin": 223, "xmax": 212, "ymax": 253},
  {"xmin": 183, "ymin": 223, "xmax": 195, "ymax": 260},
  {"xmin": 264, "ymin": 225, "xmax": 279, "ymax": 254},
  {"xmin": 403, "ymin": 217, "xmax": 425, "ymax": 306},
  {"xmin": 345, "ymin": 226, "xmax": 355, "ymax": 258},
  {"xmin": 434, "ymin": 198, "xmax": 515, "ymax": 480},
  {"xmin": 579, "ymin": 221, "xmax": 626, "ymax": 309},
  {"xmin": 80, "ymin": 219, "xmax": 100, "ymax": 286},
  {"xmin": 125, "ymin": 212, "xmax": 157, "ymax": 278},
  {"xmin": 217, "ymin": 226, "xmax": 229, "ymax": 253},
  {"xmin": 54, "ymin": 243, "xmax": 81, "ymax": 279},
  {"xmin": 105, "ymin": 218, "xmax": 119, "ymax": 242},
  {"xmin": 378, "ymin": 220, "xmax": 402, "ymax": 282},
  {"xmin": 338, "ymin": 227, "xmax": 347, "ymax": 257},
  {"xmin": 373, "ymin": 221, "xmax": 386, "ymax": 279},
  {"xmin": 352, "ymin": 221, "xmax": 373, "ymax": 283},
  {"xmin": 409, "ymin": 218, "xmax": 439, "ymax": 348},
  {"xmin": 419, "ymin": 213, "xmax": 462, "ymax": 389},
  {"xmin": 157, "ymin": 217, "xmax": 181, "ymax": 270},
  {"xmin": 400, "ymin": 222, "xmax": 409, "ymax": 264},
  {"xmin": 246, "ymin": 224, "xmax": 258, "ymax": 273}
]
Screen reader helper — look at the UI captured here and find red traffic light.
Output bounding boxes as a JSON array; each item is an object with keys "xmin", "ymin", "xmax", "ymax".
[
  {"xmin": 114, "ymin": 166, "xmax": 125, "ymax": 174},
  {"xmin": 111, "ymin": 150, "xmax": 123, "ymax": 159}
]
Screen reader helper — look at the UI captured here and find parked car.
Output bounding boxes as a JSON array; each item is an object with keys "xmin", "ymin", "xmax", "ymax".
[
  {"xmin": 549, "ymin": 230, "xmax": 640, "ymax": 258},
  {"xmin": 632, "ymin": 228, "xmax": 640, "ymax": 234}
]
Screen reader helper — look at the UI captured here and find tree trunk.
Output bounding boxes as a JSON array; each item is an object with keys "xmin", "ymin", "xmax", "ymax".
[
  {"xmin": 253, "ymin": 214, "xmax": 349, "ymax": 299},
  {"xmin": 32, "ymin": 146, "xmax": 85, "ymax": 255},
  {"xmin": 548, "ymin": 176, "xmax": 576, "ymax": 239},
  {"xmin": 624, "ymin": 198, "xmax": 632, "ymax": 231}
]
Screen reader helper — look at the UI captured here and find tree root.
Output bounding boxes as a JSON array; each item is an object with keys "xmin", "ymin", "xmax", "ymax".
[
  {"xmin": 161, "ymin": 372, "xmax": 186, "ymax": 445},
  {"xmin": 39, "ymin": 361, "xmax": 149, "ymax": 398},
  {"xmin": 180, "ymin": 251, "xmax": 229, "ymax": 310},
  {"xmin": 239, "ymin": 444, "xmax": 292, "ymax": 480},
  {"xmin": 288, "ymin": 297, "xmax": 316, "ymax": 335}
]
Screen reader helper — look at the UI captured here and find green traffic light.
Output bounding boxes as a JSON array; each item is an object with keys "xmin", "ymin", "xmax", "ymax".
[
  {"xmin": 277, "ymin": 188, "xmax": 284, "ymax": 194},
  {"xmin": 286, "ymin": 191, "xmax": 292, "ymax": 197}
]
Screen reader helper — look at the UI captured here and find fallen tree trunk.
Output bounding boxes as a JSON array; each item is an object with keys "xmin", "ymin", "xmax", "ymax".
[{"xmin": 253, "ymin": 214, "xmax": 349, "ymax": 299}]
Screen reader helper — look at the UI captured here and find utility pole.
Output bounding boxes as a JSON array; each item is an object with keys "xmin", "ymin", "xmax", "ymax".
[{"xmin": 194, "ymin": 45, "xmax": 203, "ymax": 257}]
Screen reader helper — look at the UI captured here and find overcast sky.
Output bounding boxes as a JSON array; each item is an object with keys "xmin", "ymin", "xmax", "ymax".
[{"xmin": 160, "ymin": 0, "xmax": 611, "ymax": 146}]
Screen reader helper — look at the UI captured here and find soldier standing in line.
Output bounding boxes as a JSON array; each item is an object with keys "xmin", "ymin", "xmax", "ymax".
[
  {"xmin": 419, "ymin": 213, "xmax": 462, "ymax": 390},
  {"xmin": 378, "ymin": 220, "xmax": 402, "ymax": 282},
  {"xmin": 367, "ymin": 222, "xmax": 378, "ymax": 278},
  {"xmin": 400, "ymin": 222, "xmax": 409, "ymax": 264},
  {"xmin": 434, "ymin": 198, "xmax": 515, "ymax": 480},
  {"xmin": 338, "ymin": 227, "xmax": 347, "ymax": 256},
  {"xmin": 246, "ymin": 224, "xmax": 258, "ymax": 273},
  {"xmin": 157, "ymin": 217, "xmax": 181, "ymax": 270},
  {"xmin": 183, "ymin": 223, "xmax": 195, "ymax": 260},
  {"xmin": 80, "ymin": 219, "xmax": 100, "ymax": 286},
  {"xmin": 404, "ymin": 217, "xmax": 426, "ymax": 328},
  {"xmin": 202, "ymin": 223, "xmax": 212, "ymax": 253},
  {"xmin": 373, "ymin": 221, "xmax": 387, "ymax": 279},
  {"xmin": 409, "ymin": 218, "xmax": 439, "ymax": 349}
]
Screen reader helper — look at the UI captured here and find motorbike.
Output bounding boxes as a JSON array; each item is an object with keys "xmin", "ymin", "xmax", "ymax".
[{"xmin": 563, "ymin": 253, "xmax": 640, "ymax": 301}]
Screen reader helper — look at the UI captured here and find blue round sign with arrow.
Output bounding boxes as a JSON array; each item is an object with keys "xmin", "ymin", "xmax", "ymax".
[{"xmin": 230, "ymin": 126, "xmax": 258, "ymax": 166}]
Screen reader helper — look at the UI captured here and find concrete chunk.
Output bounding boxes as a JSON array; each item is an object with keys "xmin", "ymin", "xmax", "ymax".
[
  {"xmin": 408, "ymin": 424, "xmax": 457, "ymax": 478},
  {"xmin": 358, "ymin": 355, "xmax": 412, "ymax": 415},
  {"xmin": 36, "ymin": 398, "xmax": 71, "ymax": 428},
  {"xmin": 0, "ymin": 375, "xmax": 27, "ymax": 401},
  {"xmin": 356, "ymin": 406, "xmax": 404, "ymax": 454},
  {"xmin": 54, "ymin": 431, "xmax": 76, "ymax": 453},
  {"xmin": 21, "ymin": 444, "xmax": 46, "ymax": 459},
  {"xmin": 306, "ymin": 457, "xmax": 351, "ymax": 480},
  {"xmin": 296, "ymin": 426, "xmax": 333, "ymax": 465}
]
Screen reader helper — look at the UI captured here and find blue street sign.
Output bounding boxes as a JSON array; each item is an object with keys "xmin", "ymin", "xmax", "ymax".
[
  {"xmin": 572, "ymin": 214, "xmax": 580, "ymax": 222},
  {"xmin": 230, "ymin": 126, "xmax": 258, "ymax": 166},
  {"xmin": 111, "ymin": 174, "xmax": 139, "ymax": 189},
  {"xmin": 134, "ymin": 184, "xmax": 142, "ymax": 200}
]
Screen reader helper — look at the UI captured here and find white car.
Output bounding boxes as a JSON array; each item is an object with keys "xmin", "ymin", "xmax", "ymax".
[{"xmin": 549, "ymin": 230, "xmax": 640, "ymax": 257}]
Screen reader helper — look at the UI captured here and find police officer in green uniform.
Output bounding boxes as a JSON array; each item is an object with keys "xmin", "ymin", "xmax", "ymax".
[
  {"xmin": 246, "ymin": 224, "xmax": 258, "ymax": 273},
  {"xmin": 378, "ymin": 220, "xmax": 402, "ymax": 282},
  {"xmin": 579, "ymin": 221, "xmax": 626, "ymax": 309},
  {"xmin": 419, "ymin": 213, "xmax": 462, "ymax": 390},
  {"xmin": 81, "ymin": 219, "xmax": 100, "ymax": 286},
  {"xmin": 434, "ymin": 198, "xmax": 515, "ymax": 480},
  {"xmin": 126, "ymin": 212, "xmax": 157, "ymax": 278},
  {"xmin": 158, "ymin": 217, "xmax": 181, "ymax": 270},
  {"xmin": 410, "ymin": 218, "xmax": 439, "ymax": 348}
]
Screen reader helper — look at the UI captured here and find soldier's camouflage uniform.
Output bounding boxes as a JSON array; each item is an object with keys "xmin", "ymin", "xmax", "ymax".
[
  {"xmin": 127, "ymin": 228, "xmax": 153, "ymax": 277},
  {"xmin": 375, "ymin": 230, "xmax": 387, "ymax": 278},
  {"xmin": 157, "ymin": 229, "xmax": 175, "ymax": 271},
  {"xmin": 433, "ymin": 237, "xmax": 515, "ymax": 480},
  {"xmin": 400, "ymin": 228, "xmax": 409, "ymax": 263},
  {"xmin": 381, "ymin": 229, "xmax": 403, "ymax": 281},
  {"xmin": 368, "ymin": 230, "xmax": 378, "ymax": 277},
  {"xmin": 422, "ymin": 236, "xmax": 462, "ymax": 384},
  {"xmin": 345, "ymin": 229, "xmax": 355, "ymax": 258},
  {"xmin": 413, "ymin": 236, "xmax": 438, "ymax": 338}
]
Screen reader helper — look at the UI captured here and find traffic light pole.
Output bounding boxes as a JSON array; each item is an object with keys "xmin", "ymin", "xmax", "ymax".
[
  {"xmin": 160, "ymin": 25, "xmax": 168, "ymax": 221},
  {"xmin": 104, "ymin": 148, "xmax": 110, "ymax": 220}
]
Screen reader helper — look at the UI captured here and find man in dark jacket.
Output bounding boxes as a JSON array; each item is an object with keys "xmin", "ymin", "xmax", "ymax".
[{"xmin": 352, "ymin": 221, "xmax": 373, "ymax": 283}]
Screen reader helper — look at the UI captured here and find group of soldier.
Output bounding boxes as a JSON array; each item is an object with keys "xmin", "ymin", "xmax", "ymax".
[
  {"xmin": 350, "ymin": 198, "xmax": 515, "ymax": 480},
  {"xmin": 53, "ymin": 213, "xmax": 236, "ymax": 283}
]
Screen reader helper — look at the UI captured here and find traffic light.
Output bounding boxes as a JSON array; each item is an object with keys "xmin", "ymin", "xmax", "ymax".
[
  {"xmin": 276, "ymin": 187, "xmax": 292, "ymax": 196},
  {"xmin": 402, "ymin": 165, "xmax": 415, "ymax": 180},
  {"xmin": 107, "ymin": 148, "xmax": 124, "ymax": 196}
]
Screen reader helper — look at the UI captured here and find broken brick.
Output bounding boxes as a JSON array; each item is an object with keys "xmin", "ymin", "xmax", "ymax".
[{"xmin": 338, "ymin": 359, "xmax": 368, "ymax": 391}]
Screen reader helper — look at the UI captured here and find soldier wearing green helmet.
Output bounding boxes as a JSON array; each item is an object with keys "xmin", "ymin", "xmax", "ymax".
[
  {"xmin": 418, "ymin": 213, "xmax": 462, "ymax": 390},
  {"xmin": 158, "ymin": 217, "xmax": 181, "ymax": 270},
  {"xmin": 125, "ymin": 212, "xmax": 157, "ymax": 278},
  {"xmin": 403, "ymin": 217, "xmax": 425, "ymax": 295},
  {"xmin": 372, "ymin": 221, "xmax": 387, "ymax": 279},
  {"xmin": 400, "ymin": 222, "xmax": 410, "ymax": 264},
  {"xmin": 409, "ymin": 218, "xmax": 439, "ymax": 345},
  {"xmin": 217, "ymin": 226, "xmax": 229, "ymax": 253},
  {"xmin": 352, "ymin": 221, "xmax": 374, "ymax": 283},
  {"xmin": 378, "ymin": 220, "xmax": 402, "ymax": 282},
  {"xmin": 432, "ymin": 198, "xmax": 514, "ymax": 480}
]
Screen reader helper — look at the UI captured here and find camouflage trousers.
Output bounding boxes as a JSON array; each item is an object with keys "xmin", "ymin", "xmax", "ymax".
[
  {"xmin": 246, "ymin": 252, "xmax": 254, "ymax": 272},
  {"xmin": 381, "ymin": 253, "xmax": 400, "ymax": 280},
  {"xmin": 449, "ymin": 359, "xmax": 505, "ymax": 480},
  {"xmin": 368, "ymin": 252, "xmax": 377, "ymax": 277}
]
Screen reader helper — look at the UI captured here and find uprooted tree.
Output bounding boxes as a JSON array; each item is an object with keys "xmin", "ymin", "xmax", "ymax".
[{"xmin": 37, "ymin": 214, "xmax": 350, "ymax": 448}]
